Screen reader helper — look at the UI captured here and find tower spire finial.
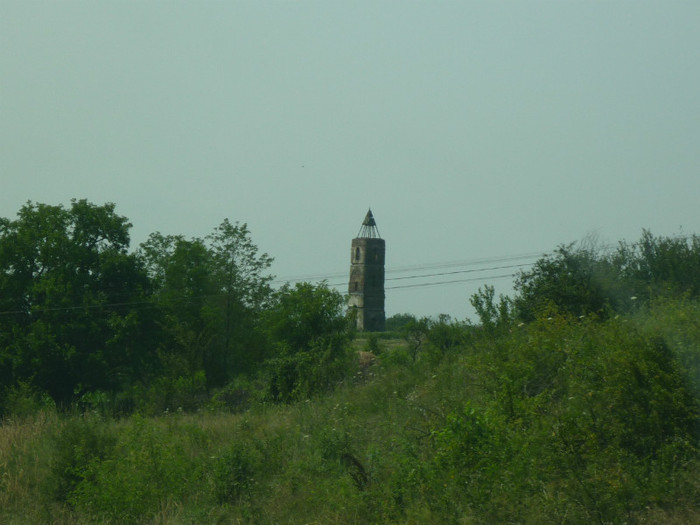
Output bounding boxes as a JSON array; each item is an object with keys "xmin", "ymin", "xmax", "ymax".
[{"xmin": 357, "ymin": 209, "xmax": 381, "ymax": 238}]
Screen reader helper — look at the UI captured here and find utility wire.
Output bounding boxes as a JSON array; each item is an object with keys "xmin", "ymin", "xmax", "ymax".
[
  {"xmin": 273, "ymin": 251, "xmax": 546, "ymax": 285},
  {"xmin": 323, "ymin": 261, "xmax": 535, "ymax": 289},
  {"xmin": 387, "ymin": 273, "xmax": 517, "ymax": 290},
  {"xmin": 386, "ymin": 263, "xmax": 531, "ymax": 282},
  {"xmin": 3, "ymin": 234, "xmax": 692, "ymax": 316},
  {"xmin": 0, "ymin": 253, "xmax": 543, "ymax": 316},
  {"xmin": 385, "ymin": 252, "xmax": 546, "ymax": 274},
  {"xmin": 0, "ymin": 300, "xmax": 157, "ymax": 316}
]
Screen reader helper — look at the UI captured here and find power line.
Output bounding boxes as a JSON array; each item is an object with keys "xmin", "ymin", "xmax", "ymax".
[
  {"xmin": 0, "ymin": 251, "xmax": 545, "ymax": 316},
  {"xmin": 273, "ymin": 250, "xmax": 547, "ymax": 285},
  {"xmin": 0, "ymin": 299, "xmax": 157, "ymax": 317},
  {"xmin": 385, "ymin": 263, "xmax": 532, "ymax": 282},
  {"xmin": 387, "ymin": 273, "xmax": 517, "ymax": 290},
  {"xmin": 385, "ymin": 252, "xmax": 546, "ymax": 274},
  {"xmin": 323, "ymin": 259, "xmax": 536, "ymax": 289}
]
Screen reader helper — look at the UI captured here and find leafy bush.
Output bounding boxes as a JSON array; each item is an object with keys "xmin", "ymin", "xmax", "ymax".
[
  {"xmin": 514, "ymin": 243, "xmax": 616, "ymax": 321},
  {"xmin": 425, "ymin": 314, "xmax": 471, "ymax": 357},
  {"xmin": 513, "ymin": 231, "xmax": 700, "ymax": 322},
  {"xmin": 132, "ymin": 370, "xmax": 208, "ymax": 416},
  {"xmin": 208, "ymin": 377, "xmax": 255, "ymax": 413},
  {"xmin": 0, "ymin": 249, "xmax": 697, "ymax": 524},
  {"xmin": 264, "ymin": 335, "xmax": 353, "ymax": 402},
  {"xmin": 439, "ymin": 310, "xmax": 700, "ymax": 523},
  {"xmin": 213, "ymin": 443, "xmax": 256, "ymax": 503},
  {"xmin": 1, "ymin": 381, "xmax": 55, "ymax": 420},
  {"xmin": 46, "ymin": 416, "xmax": 115, "ymax": 503},
  {"xmin": 431, "ymin": 403, "xmax": 508, "ymax": 512},
  {"xmin": 364, "ymin": 332, "xmax": 381, "ymax": 355},
  {"xmin": 385, "ymin": 313, "xmax": 416, "ymax": 333},
  {"xmin": 262, "ymin": 282, "xmax": 354, "ymax": 403},
  {"xmin": 69, "ymin": 416, "xmax": 199, "ymax": 523},
  {"xmin": 470, "ymin": 285, "xmax": 513, "ymax": 332}
]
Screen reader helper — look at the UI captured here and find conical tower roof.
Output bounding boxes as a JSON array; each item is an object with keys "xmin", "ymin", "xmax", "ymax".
[{"xmin": 356, "ymin": 209, "xmax": 381, "ymax": 238}]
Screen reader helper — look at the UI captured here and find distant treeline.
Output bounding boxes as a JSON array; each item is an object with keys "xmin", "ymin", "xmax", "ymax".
[
  {"xmin": 2, "ymin": 199, "xmax": 700, "ymax": 417},
  {"xmin": 0, "ymin": 200, "xmax": 351, "ymax": 416}
]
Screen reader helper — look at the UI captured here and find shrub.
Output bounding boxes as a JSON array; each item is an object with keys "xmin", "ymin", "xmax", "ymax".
[
  {"xmin": 45, "ymin": 416, "xmax": 115, "ymax": 503},
  {"xmin": 385, "ymin": 313, "xmax": 416, "ymax": 333},
  {"xmin": 208, "ymin": 377, "xmax": 254, "ymax": 413},
  {"xmin": 69, "ymin": 416, "xmax": 198, "ymax": 523},
  {"xmin": 213, "ymin": 443, "xmax": 256, "ymax": 504},
  {"xmin": 364, "ymin": 332, "xmax": 381, "ymax": 355},
  {"xmin": 264, "ymin": 335, "xmax": 353, "ymax": 403},
  {"xmin": 1, "ymin": 381, "xmax": 55, "ymax": 420}
]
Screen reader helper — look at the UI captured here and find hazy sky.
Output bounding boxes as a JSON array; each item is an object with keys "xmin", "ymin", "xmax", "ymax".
[{"xmin": 2, "ymin": 1, "xmax": 699, "ymax": 320}]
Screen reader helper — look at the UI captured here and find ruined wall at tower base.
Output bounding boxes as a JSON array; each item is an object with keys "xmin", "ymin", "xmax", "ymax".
[{"xmin": 348, "ymin": 293, "xmax": 385, "ymax": 332}]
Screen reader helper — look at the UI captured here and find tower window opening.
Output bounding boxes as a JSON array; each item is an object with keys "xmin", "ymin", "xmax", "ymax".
[{"xmin": 355, "ymin": 247, "xmax": 361, "ymax": 261}]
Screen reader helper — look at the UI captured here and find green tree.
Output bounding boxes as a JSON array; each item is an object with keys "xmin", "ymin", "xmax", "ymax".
[
  {"xmin": 206, "ymin": 220, "xmax": 274, "ymax": 380},
  {"xmin": 138, "ymin": 220, "xmax": 274, "ymax": 391},
  {"xmin": 613, "ymin": 230, "xmax": 700, "ymax": 304},
  {"xmin": 470, "ymin": 285, "xmax": 513, "ymax": 332},
  {"xmin": 513, "ymin": 243, "xmax": 615, "ymax": 322},
  {"xmin": 425, "ymin": 314, "xmax": 470, "ymax": 356},
  {"xmin": 149, "ymin": 236, "xmax": 217, "ymax": 389},
  {"xmin": 261, "ymin": 282, "xmax": 352, "ymax": 402},
  {"xmin": 513, "ymin": 232, "xmax": 700, "ymax": 324},
  {"xmin": 402, "ymin": 317, "xmax": 430, "ymax": 362},
  {"xmin": 263, "ymin": 282, "xmax": 349, "ymax": 355},
  {"xmin": 0, "ymin": 200, "xmax": 155, "ymax": 407},
  {"xmin": 385, "ymin": 313, "xmax": 416, "ymax": 333}
]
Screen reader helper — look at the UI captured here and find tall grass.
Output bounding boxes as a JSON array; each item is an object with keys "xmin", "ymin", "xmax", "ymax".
[{"xmin": 1, "ymin": 298, "xmax": 699, "ymax": 524}]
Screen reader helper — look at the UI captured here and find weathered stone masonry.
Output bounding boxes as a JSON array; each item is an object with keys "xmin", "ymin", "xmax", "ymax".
[{"xmin": 348, "ymin": 210, "xmax": 385, "ymax": 331}]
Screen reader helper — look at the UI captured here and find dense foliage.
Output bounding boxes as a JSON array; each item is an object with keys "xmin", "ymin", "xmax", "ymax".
[
  {"xmin": 0, "ymin": 200, "xmax": 154, "ymax": 405},
  {"xmin": 0, "ymin": 200, "xmax": 350, "ymax": 416},
  {"xmin": 261, "ymin": 282, "xmax": 354, "ymax": 402},
  {"xmin": 513, "ymin": 231, "xmax": 700, "ymax": 321},
  {"xmin": 1, "ymin": 297, "xmax": 698, "ymax": 524},
  {"xmin": 1, "ymin": 200, "xmax": 698, "ymax": 524}
]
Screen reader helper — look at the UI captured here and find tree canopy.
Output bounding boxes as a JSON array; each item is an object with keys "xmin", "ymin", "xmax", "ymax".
[
  {"xmin": 511, "ymin": 231, "xmax": 700, "ymax": 322},
  {"xmin": 0, "ymin": 200, "xmax": 152, "ymax": 403},
  {"xmin": 0, "ymin": 200, "xmax": 361, "ymax": 415}
]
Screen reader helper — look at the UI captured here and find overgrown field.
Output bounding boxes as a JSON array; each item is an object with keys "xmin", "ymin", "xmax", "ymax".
[{"xmin": 2, "ymin": 297, "xmax": 698, "ymax": 524}]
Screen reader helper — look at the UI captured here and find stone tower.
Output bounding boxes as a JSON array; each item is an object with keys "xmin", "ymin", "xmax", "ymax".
[{"xmin": 348, "ymin": 209, "xmax": 385, "ymax": 331}]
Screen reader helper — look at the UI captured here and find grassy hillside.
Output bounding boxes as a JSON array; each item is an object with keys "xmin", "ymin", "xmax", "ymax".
[{"xmin": 2, "ymin": 297, "xmax": 699, "ymax": 524}]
